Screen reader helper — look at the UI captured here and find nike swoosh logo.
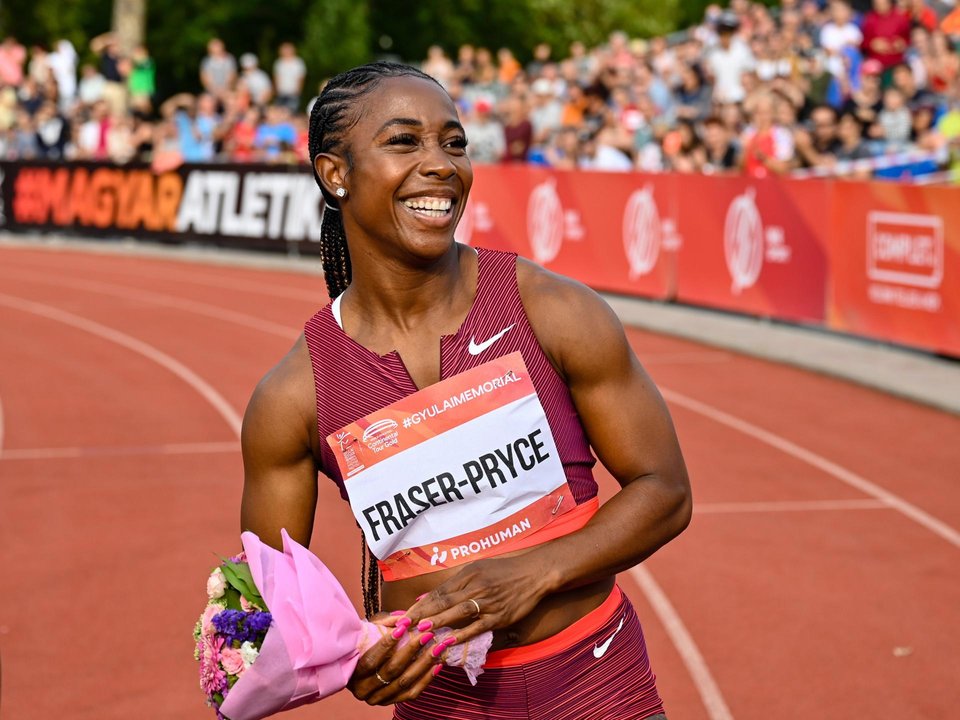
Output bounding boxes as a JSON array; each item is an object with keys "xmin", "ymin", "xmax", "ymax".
[
  {"xmin": 468, "ymin": 324, "xmax": 515, "ymax": 356},
  {"xmin": 592, "ymin": 616, "xmax": 625, "ymax": 659}
]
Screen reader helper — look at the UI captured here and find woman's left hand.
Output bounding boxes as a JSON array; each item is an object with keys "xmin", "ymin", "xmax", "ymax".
[{"xmin": 402, "ymin": 554, "xmax": 552, "ymax": 644}]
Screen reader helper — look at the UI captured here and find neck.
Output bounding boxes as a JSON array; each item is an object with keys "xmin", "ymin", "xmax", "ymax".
[{"xmin": 343, "ymin": 242, "xmax": 471, "ymax": 332}]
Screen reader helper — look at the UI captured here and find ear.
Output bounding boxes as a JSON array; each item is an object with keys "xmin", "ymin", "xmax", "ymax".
[{"xmin": 314, "ymin": 152, "xmax": 346, "ymax": 199}]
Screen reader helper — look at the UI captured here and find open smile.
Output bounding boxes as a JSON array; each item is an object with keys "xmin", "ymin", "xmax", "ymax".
[{"xmin": 401, "ymin": 196, "xmax": 455, "ymax": 219}]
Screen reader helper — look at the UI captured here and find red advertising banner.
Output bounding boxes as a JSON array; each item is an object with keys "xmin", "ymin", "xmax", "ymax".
[
  {"xmin": 827, "ymin": 182, "xmax": 960, "ymax": 356},
  {"xmin": 673, "ymin": 175, "xmax": 831, "ymax": 323},
  {"xmin": 461, "ymin": 165, "xmax": 679, "ymax": 300}
]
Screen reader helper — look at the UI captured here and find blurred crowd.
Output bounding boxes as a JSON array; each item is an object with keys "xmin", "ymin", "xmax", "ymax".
[
  {"xmin": 441, "ymin": 0, "xmax": 960, "ymax": 180},
  {"xmin": 1, "ymin": 0, "xmax": 960, "ymax": 181},
  {"xmin": 0, "ymin": 34, "xmax": 309, "ymax": 168}
]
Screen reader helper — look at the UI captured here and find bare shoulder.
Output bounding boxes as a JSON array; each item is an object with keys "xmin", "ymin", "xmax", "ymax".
[
  {"xmin": 242, "ymin": 334, "xmax": 316, "ymax": 460},
  {"xmin": 514, "ymin": 256, "xmax": 630, "ymax": 379}
]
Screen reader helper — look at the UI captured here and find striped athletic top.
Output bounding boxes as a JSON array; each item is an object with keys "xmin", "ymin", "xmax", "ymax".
[{"xmin": 304, "ymin": 246, "xmax": 598, "ymax": 521}]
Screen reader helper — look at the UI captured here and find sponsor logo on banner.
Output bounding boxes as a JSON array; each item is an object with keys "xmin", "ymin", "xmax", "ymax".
[
  {"xmin": 724, "ymin": 187, "xmax": 789, "ymax": 293},
  {"xmin": 865, "ymin": 211, "xmax": 943, "ymax": 312},
  {"xmin": 455, "ymin": 198, "xmax": 493, "ymax": 246},
  {"xmin": 622, "ymin": 184, "xmax": 681, "ymax": 278},
  {"xmin": 527, "ymin": 178, "xmax": 584, "ymax": 264}
]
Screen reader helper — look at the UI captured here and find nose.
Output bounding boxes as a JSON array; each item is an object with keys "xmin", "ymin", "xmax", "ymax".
[{"xmin": 419, "ymin": 141, "xmax": 457, "ymax": 180}]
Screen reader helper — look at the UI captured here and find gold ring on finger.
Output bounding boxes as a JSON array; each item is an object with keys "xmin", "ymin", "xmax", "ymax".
[
  {"xmin": 375, "ymin": 671, "xmax": 391, "ymax": 686},
  {"xmin": 468, "ymin": 598, "xmax": 481, "ymax": 617}
]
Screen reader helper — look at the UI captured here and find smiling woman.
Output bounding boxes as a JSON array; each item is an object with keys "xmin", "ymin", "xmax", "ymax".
[{"xmin": 239, "ymin": 61, "xmax": 688, "ymax": 719}]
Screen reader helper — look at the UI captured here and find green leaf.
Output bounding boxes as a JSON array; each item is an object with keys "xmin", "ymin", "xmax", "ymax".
[{"xmin": 220, "ymin": 561, "xmax": 269, "ymax": 612}]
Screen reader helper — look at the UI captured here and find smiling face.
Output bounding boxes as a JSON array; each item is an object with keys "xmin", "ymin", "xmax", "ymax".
[{"xmin": 315, "ymin": 75, "xmax": 473, "ymax": 265}]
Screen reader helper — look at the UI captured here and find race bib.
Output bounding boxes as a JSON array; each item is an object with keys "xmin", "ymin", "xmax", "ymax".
[{"xmin": 326, "ymin": 352, "xmax": 575, "ymax": 580}]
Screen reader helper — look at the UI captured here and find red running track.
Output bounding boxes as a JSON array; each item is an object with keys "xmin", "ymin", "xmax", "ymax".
[{"xmin": 0, "ymin": 244, "xmax": 958, "ymax": 720}]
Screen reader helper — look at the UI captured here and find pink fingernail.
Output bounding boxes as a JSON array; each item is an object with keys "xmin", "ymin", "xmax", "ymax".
[
  {"xmin": 416, "ymin": 593, "xmax": 428, "ymax": 601},
  {"xmin": 432, "ymin": 664, "xmax": 442, "ymax": 676},
  {"xmin": 431, "ymin": 643, "xmax": 446, "ymax": 658},
  {"xmin": 390, "ymin": 611, "xmax": 406, "ymax": 616},
  {"xmin": 441, "ymin": 636, "xmax": 457, "ymax": 647},
  {"xmin": 392, "ymin": 625, "xmax": 407, "ymax": 640},
  {"xmin": 396, "ymin": 617, "xmax": 412, "ymax": 628},
  {"xmin": 417, "ymin": 620, "xmax": 433, "ymax": 632},
  {"xmin": 419, "ymin": 632, "xmax": 434, "ymax": 646}
]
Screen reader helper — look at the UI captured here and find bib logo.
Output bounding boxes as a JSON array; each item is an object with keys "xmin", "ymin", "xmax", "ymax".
[
  {"xmin": 526, "ymin": 178, "xmax": 584, "ymax": 265},
  {"xmin": 430, "ymin": 546, "xmax": 448, "ymax": 566},
  {"xmin": 724, "ymin": 188, "xmax": 789, "ymax": 294},
  {"xmin": 361, "ymin": 418, "xmax": 399, "ymax": 453},
  {"xmin": 622, "ymin": 185, "xmax": 681, "ymax": 278},
  {"xmin": 336, "ymin": 432, "xmax": 364, "ymax": 475}
]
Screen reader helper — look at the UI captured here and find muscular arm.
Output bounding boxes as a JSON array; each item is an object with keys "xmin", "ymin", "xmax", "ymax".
[{"xmin": 240, "ymin": 337, "xmax": 318, "ymax": 549}]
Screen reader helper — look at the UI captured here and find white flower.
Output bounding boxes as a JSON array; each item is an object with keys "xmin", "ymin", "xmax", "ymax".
[
  {"xmin": 239, "ymin": 641, "xmax": 259, "ymax": 669},
  {"xmin": 206, "ymin": 568, "xmax": 227, "ymax": 599}
]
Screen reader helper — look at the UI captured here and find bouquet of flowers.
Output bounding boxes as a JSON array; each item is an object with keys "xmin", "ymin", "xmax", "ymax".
[
  {"xmin": 194, "ymin": 553, "xmax": 272, "ymax": 718},
  {"xmin": 195, "ymin": 530, "xmax": 493, "ymax": 720}
]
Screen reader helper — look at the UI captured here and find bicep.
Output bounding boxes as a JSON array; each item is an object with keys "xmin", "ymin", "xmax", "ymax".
[
  {"xmin": 562, "ymin": 300, "xmax": 687, "ymax": 490},
  {"xmin": 239, "ymin": 358, "xmax": 319, "ymax": 550}
]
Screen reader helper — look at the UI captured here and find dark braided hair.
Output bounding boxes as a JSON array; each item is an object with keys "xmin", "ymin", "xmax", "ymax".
[
  {"xmin": 309, "ymin": 62, "xmax": 443, "ymax": 617},
  {"xmin": 308, "ymin": 61, "xmax": 443, "ymax": 300}
]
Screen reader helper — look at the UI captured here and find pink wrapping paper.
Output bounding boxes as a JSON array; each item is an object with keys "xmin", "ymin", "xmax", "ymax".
[{"xmin": 219, "ymin": 530, "xmax": 492, "ymax": 720}]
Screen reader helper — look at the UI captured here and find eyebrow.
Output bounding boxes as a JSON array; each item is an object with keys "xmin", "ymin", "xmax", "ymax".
[{"xmin": 375, "ymin": 117, "xmax": 464, "ymax": 135}]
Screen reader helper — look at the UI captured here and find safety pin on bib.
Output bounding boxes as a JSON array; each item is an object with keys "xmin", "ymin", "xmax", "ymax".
[{"xmin": 551, "ymin": 495, "xmax": 564, "ymax": 515}]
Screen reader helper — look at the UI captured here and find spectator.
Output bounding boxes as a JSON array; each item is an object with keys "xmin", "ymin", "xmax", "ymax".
[
  {"xmin": 905, "ymin": 0, "xmax": 938, "ymax": 32},
  {"xmin": 273, "ymin": 43, "xmax": 306, "ymax": 112},
  {"xmin": 501, "ymin": 94, "xmax": 533, "ymax": 162},
  {"xmin": 740, "ymin": 92, "xmax": 795, "ymax": 176},
  {"xmin": 544, "ymin": 125, "xmax": 580, "ymax": 169},
  {"xmin": 526, "ymin": 43, "xmax": 553, "ymax": 80},
  {"xmin": 820, "ymin": 1, "xmax": 863, "ymax": 77},
  {"xmin": 12, "ymin": 108, "xmax": 37, "ymax": 158},
  {"xmin": 794, "ymin": 104, "xmax": 843, "ymax": 167},
  {"xmin": 674, "ymin": 63, "xmax": 713, "ymax": 122},
  {"xmin": 34, "ymin": 101, "xmax": 70, "ymax": 159},
  {"xmin": 254, "ymin": 103, "xmax": 296, "ymax": 161},
  {"xmin": 78, "ymin": 64, "xmax": 106, "ymax": 107},
  {"xmin": 18, "ymin": 77, "xmax": 44, "ymax": 116},
  {"xmin": 77, "ymin": 100, "xmax": 111, "ymax": 159},
  {"xmin": 463, "ymin": 97, "xmax": 505, "ymax": 163},
  {"xmin": 28, "ymin": 45, "xmax": 50, "ymax": 86},
  {"xmin": 200, "ymin": 38, "xmax": 237, "ymax": 101},
  {"xmin": 90, "ymin": 33, "xmax": 127, "ymax": 116},
  {"xmin": 0, "ymin": 37, "xmax": 26, "ymax": 87},
  {"xmin": 835, "ymin": 111, "xmax": 873, "ymax": 160},
  {"xmin": 578, "ymin": 128, "xmax": 632, "ymax": 171},
  {"xmin": 844, "ymin": 58, "xmax": 885, "ymax": 127},
  {"xmin": 877, "ymin": 86, "xmax": 913, "ymax": 148},
  {"xmin": 707, "ymin": 13, "xmax": 756, "ymax": 103},
  {"xmin": 225, "ymin": 106, "xmax": 260, "ymax": 162},
  {"xmin": 161, "ymin": 92, "xmax": 220, "ymax": 162},
  {"xmin": 861, "ymin": 0, "xmax": 912, "ymax": 72},
  {"xmin": 663, "ymin": 120, "xmax": 707, "ymax": 172},
  {"xmin": 892, "ymin": 62, "xmax": 939, "ymax": 111},
  {"xmin": 454, "ymin": 44, "xmax": 476, "ymax": 86},
  {"xmin": 529, "ymin": 78, "xmax": 563, "ymax": 146},
  {"xmin": 239, "ymin": 54, "xmax": 272, "ymax": 107},
  {"xmin": 702, "ymin": 115, "xmax": 740, "ymax": 172},
  {"xmin": 127, "ymin": 45, "xmax": 156, "ymax": 111},
  {"xmin": 47, "ymin": 39, "xmax": 77, "ymax": 109},
  {"xmin": 497, "ymin": 47, "xmax": 522, "ymax": 85},
  {"xmin": 423, "ymin": 45, "xmax": 455, "ymax": 88}
]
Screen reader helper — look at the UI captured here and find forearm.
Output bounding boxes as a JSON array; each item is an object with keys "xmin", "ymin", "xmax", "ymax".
[{"xmin": 527, "ymin": 474, "xmax": 691, "ymax": 597}]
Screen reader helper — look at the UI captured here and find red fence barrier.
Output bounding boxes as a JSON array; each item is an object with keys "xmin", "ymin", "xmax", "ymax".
[{"xmin": 1, "ymin": 160, "xmax": 957, "ymax": 357}]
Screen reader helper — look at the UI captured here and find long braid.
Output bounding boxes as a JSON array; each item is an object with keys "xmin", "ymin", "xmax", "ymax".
[{"xmin": 309, "ymin": 62, "xmax": 442, "ymax": 616}]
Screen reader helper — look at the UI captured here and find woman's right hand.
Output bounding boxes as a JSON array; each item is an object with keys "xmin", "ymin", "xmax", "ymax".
[{"xmin": 347, "ymin": 614, "xmax": 448, "ymax": 706}]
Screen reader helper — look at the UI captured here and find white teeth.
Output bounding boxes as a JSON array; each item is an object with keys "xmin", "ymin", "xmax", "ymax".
[{"xmin": 402, "ymin": 197, "xmax": 452, "ymax": 213}]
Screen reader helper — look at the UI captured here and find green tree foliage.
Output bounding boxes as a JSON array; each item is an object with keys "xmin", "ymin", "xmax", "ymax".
[{"xmin": 1, "ymin": 0, "xmax": 691, "ymax": 103}]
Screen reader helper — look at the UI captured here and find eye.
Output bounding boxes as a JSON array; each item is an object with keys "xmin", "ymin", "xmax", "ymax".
[
  {"xmin": 386, "ymin": 133, "xmax": 418, "ymax": 146},
  {"xmin": 445, "ymin": 136, "xmax": 468, "ymax": 152}
]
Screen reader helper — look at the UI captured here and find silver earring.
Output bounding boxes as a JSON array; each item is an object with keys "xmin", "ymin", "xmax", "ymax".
[{"xmin": 336, "ymin": 187, "xmax": 346, "ymax": 198}]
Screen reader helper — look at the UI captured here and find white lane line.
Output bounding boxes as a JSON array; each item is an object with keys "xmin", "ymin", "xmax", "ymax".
[
  {"xmin": 695, "ymin": 499, "xmax": 889, "ymax": 514},
  {"xmin": 0, "ymin": 269, "xmax": 299, "ymax": 340},
  {"xmin": 0, "ymin": 441, "xmax": 240, "ymax": 461},
  {"xmin": 630, "ymin": 565, "xmax": 735, "ymax": 720},
  {"xmin": 639, "ymin": 351, "xmax": 733, "ymax": 366},
  {"xmin": 661, "ymin": 388, "xmax": 960, "ymax": 550},
  {"xmin": 0, "ymin": 292, "xmax": 242, "ymax": 438}
]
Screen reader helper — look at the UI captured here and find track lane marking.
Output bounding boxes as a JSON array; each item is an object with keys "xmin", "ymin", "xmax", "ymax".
[
  {"xmin": 0, "ymin": 441, "xmax": 240, "ymax": 460},
  {"xmin": 661, "ymin": 388, "xmax": 960, "ymax": 549},
  {"xmin": 630, "ymin": 565, "xmax": 735, "ymax": 720},
  {"xmin": 695, "ymin": 499, "xmax": 888, "ymax": 513},
  {"xmin": 0, "ymin": 269, "xmax": 299, "ymax": 340},
  {"xmin": 0, "ymin": 292, "xmax": 242, "ymax": 438}
]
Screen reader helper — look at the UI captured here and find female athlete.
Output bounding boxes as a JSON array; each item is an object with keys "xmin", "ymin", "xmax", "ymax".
[{"xmin": 240, "ymin": 62, "xmax": 691, "ymax": 719}]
